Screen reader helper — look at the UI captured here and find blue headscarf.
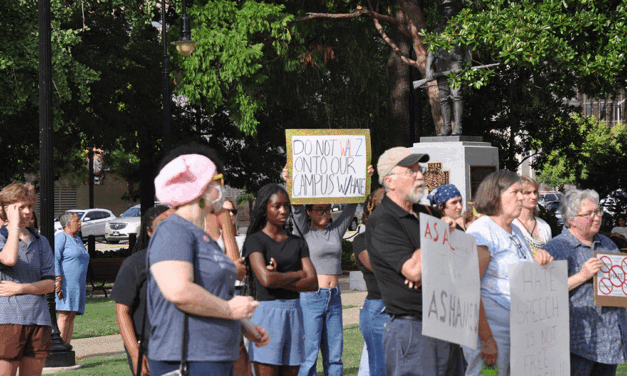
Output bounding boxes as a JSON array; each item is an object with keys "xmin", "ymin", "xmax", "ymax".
[{"xmin": 427, "ymin": 184, "xmax": 462, "ymax": 206}]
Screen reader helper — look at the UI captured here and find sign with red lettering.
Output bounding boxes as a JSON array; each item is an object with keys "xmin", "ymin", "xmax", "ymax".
[
  {"xmin": 420, "ymin": 213, "xmax": 480, "ymax": 349},
  {"xmin": 593, "ymin": 252, "xmax": 627, "ymax": 307},
  {"xmin": 509, "ymin": 261, "xmax": 569, "ymax": 376},
  {"xmin": 285, "ymin": 129, "xmax": 371, "ymax": 204}
]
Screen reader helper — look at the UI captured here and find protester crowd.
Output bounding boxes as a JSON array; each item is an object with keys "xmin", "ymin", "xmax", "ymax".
[{"xmin": 0, "ymin": 142, "xmax": 626, "ymax": 376}]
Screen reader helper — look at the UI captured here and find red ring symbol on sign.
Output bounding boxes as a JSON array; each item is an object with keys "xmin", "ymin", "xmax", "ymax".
[
  {"xmin": 622, "ymin": 282, "xmax": 627, "ymax": 296},
  {"xmin": 599, "ymin": 277, "xmax": 613, "ymax": 295},
  {"xmin": 610, "ymin": 265, "xmax": 625, "ymax": 287},
  {"xmin": 600, "ymin": 256, "xmax": 613, "ymax": 273},
  {"xmin": 622, "ymin": 258, "xmax": 627, "ymax": 279}
]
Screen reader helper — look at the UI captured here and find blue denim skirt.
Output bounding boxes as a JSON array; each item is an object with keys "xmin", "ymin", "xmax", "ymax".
[{"xmin": 248, "ymin": 298, "xmax": 305, "ymax": 366}]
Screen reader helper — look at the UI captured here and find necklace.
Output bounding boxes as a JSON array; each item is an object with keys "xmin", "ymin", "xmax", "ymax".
[{"xmin": 518, "ymin": 217, "xmax": 539, "ymax": 239}]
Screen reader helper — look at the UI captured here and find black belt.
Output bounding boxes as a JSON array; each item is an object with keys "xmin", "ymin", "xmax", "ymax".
[{"xmin": 391, "ymin": 314, "xmax": 421, "ymax": 321}]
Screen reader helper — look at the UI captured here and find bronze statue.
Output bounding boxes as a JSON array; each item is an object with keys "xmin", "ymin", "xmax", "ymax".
[{"xmin": 425, "ymin": 0, "xmax": 471, "ymax": 136}]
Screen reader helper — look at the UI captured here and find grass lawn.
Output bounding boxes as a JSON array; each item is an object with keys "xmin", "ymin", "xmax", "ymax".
[
  {"xmin": 70, "ymin": 298, "xmax": 119, "ymax": 339},
  {"xmin": 67, "ymin": 299, "xmax": 627, "ymax": 375},
  {"xmin": 49, "ymin": 354, "xmax": 129, "ymax": 375},
  {"xmin": 316, "ymin": 324, "xmax": 364, "ymax": 375}
]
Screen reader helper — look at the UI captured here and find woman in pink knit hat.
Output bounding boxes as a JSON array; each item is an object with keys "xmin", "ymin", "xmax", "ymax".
[{"xmin": 147, "ymin": 142, "xmax": 269, "ymax": 376}]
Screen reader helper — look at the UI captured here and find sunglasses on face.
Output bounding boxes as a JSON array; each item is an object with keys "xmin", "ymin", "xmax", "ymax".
[
  {"xmin": 314, "ymin": 207, "xmax": 332, "ymax": 215},
  {"xmin": 212, "ymin": 173, "xmax": 224, "ymax": 186},
  {"xmin": 228, "ymin": 209, "xmax": 238, "ymax": 215}
]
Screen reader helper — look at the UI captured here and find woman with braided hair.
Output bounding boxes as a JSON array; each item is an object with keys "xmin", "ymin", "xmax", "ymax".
[{"xmin": 243, "ymin": 183, "xmax": 318, "ymax": 376}]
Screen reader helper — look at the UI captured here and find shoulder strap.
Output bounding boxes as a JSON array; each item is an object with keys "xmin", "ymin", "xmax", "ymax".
[{"xmin": 423, "ymin": 205, "xmax": 433, "ymax": 216}]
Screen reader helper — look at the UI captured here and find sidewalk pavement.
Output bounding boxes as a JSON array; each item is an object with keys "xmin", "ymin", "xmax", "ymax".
[{"xmin": 71, "ymin": 275, "xmax": 367, "ymax": 359}]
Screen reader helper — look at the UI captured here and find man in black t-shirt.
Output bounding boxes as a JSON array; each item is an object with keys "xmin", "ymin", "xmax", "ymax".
[{"xmin": 366, "ymin": 147, "xmax": 463, "ymax": 376}]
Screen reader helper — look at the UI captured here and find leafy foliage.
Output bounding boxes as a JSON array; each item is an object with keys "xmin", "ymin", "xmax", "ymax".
[
  {"xmin": 422, "ymin": 0, "xmax": 627, "ymax": 96},
  {"xmin": 174, "ymin": 0, "xmax": 293, "ymax": 136},
  {"xmin": 0, "ymin": 0, "xmax": 99, "ymax": 185},
  {"xmin": 536, "ymin": 114, "xmax": 627, "ymax": 196}
]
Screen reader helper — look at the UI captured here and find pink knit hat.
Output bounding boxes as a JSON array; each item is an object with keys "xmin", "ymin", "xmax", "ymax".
[{"xmin": 154, "ymin": 154, "xmax": 217, "ymax": 207}]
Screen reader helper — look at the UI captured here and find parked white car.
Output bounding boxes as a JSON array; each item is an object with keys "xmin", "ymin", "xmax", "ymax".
[
  {"xmin": 104, "ymin": 202, "xmax": 163, "ymax": 244},
  {"xmin": 54, "ymin": 208, "xmax": 116, "ymax": 239},
  {"xmin": 104, "ymin": 205, "xmax": 142, "ymax": 244}
]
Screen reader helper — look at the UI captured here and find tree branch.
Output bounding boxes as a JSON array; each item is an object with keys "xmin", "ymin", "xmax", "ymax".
[
  {"xmin": 291, "ymin": 8, "xmax": 410, "ymax": 39},
  {"xmin": 373, "ymin": 18, "xmax": 418, "ymax": 68}
]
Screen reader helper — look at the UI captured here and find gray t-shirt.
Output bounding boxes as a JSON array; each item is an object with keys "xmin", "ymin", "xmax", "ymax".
[
  {"xmin": 147, "ymin": 214, "xmax": 240, "ymax": 362},
  {"xmin": 0, "ymin": 227, "xmax": 55, "ymax": 326},
  {"xmin": 292, "ymin": 204, "xmax": 356, "ymax": 275}
]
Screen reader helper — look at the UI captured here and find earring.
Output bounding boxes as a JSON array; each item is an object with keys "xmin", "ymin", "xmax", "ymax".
[{"xmin": 199, "ymin": 198, "xmax": 206, "ymax": 208}]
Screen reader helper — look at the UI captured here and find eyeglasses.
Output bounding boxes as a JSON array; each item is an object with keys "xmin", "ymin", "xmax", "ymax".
[
  {"xmin": 212, "ymin": 173, "xmax": 224, "ymax": 186},
  {"xmin": 577, "ymin": 209, "xmax": 603, "ymax": 219},
  {"xmin": 388, "ymin": 166, "xmax": 425, "ymax": 178},
  {"xmin": 314, "ymin": 207, "xmax": 332, "ymax": 215},
  {"xmin": 229, "ymin": 209, "xmax": 238, "ymax": 215},
  {"xmin": 511, "ymin": 235, "xmax": 529, "ymax": 260}
]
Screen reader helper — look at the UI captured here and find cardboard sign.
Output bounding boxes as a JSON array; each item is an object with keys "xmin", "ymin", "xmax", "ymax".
[
  {"xmin": 420, "ymin": 213, "xmax": 480, "ymax": 349},
  {"xmin": 594, "ymin": 251, "xmax": 627, "ymax": 307},
  {"xmin": 285, "ymin": 129, "xmax": 371, "ymax": 204},
  {"xmin": 509, "ymin": 261, "xmax": 570, "ymax": 376}
]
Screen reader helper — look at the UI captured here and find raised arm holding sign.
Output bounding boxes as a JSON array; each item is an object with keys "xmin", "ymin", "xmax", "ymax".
[
  {"xmin": 285, "ymin": 129, "xmax": 371, "ymax": 204},
  {"xmin": 282, "ymin": 131, "xmax": 373, "ymax": 376}
]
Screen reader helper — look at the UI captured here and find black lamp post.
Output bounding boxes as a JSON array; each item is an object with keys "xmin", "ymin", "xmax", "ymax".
[
  {"xmin": 40, "ymin": 0, "xmax": 76, "ymax": 368},
  {"xmin": 161, "ymin": 0, "xmax": 198, "ymax": 152}
]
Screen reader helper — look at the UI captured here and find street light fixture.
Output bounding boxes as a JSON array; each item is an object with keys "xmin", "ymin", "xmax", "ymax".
[
  {"xmin": 161, "ymin": 0, "xmax": 198, "ymax": 151},
  {"xmin": 172, "ymin": 0, "xmax": 198, "ymax": 56}
]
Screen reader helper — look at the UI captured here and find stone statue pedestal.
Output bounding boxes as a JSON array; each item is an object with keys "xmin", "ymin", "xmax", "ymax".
[{"xmin": 410, "ymin": 136, "xmax": 499, "ymax": 208}]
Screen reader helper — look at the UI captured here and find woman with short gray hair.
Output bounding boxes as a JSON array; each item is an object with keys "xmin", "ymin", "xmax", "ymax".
[
  {"xmin": 55, "ymin": 212, "xmax": 89, "ymax": 344},
  {"xmin": 545, "ymin": 189, "xmax": 627, "ymax": 375},
  {"xmin": 58, "ymin": 213, "xmax": 73, "ymax": 231},
  {"xmin": 559, "ymin": 189, "xmax": 600, "ymax": 228}
]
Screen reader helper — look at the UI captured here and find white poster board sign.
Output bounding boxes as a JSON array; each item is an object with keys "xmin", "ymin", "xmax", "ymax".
[
  {"xmin": 509, "ymin": 261, "xmax": 570, "ymax": 376},
  {"xmin": 286, "ymin": 129, "xmax": 371, "ymax": 204},
  {"xmin": 420, "ymin": 213, "xmax": 480, "ymax": 349}
]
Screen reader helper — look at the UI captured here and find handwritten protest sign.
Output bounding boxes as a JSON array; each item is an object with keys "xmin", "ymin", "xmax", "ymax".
[
  {"xmin": 285, "ymin": 129, "xmax": 371, "ymax": 204},
  {"xmin": 509, "ymin": 261, "xmax": 569, "ymax": 376},
  {"xmin": 593, "ymin": 251, "xmax": 627, "ymax": 307},
  {"xmin": 420, "ymin": 213, "xmax": 480, "ymax": 349}
]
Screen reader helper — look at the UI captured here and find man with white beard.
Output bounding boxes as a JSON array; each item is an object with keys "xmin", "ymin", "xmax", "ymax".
[{"xmin": 365, "ymin": 147, "xmax": 463, "ymax": 376}]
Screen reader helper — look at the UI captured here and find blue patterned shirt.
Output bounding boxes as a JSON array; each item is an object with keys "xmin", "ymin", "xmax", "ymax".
[
  {"xmin": 544, "ymin": 229, "xmax": 627, "ymax": 364},
  {"xmin": 0, "ymin": 226, "xmax": 55, "ymax": 326}
]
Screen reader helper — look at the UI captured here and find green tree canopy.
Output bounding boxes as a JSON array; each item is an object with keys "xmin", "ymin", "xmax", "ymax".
[
  {"xmin": 423, "ymin": 0, "xmax": 627, "ymax": 96},
  {"xmin": 536, "ymin": 114, "xmax": 627, "ymax": 196}
]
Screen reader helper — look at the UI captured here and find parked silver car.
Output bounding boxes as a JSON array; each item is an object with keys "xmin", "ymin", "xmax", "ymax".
[
  {"xmin": 54, "ymin": 208, "xmax": 116, "ymax": 239},
  {"xmin": 104, "ymin": 205, "xmax": 142, "ymax": 244}
]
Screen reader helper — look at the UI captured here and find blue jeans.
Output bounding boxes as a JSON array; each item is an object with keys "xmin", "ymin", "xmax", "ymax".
[
  {"xmin": 298, "ymin": 287, "xmax": 343, "ymax": 376},
  {"xmin": 383, "ymin": 317, "xmax": 463, "ymax": 376},
  {"xmin": 359, "ymin": 299, "xmax": 387, "ymax": 376},
  {"xmin": 570, "ymin": 353, "xmax": 618, "ymax": 376}
]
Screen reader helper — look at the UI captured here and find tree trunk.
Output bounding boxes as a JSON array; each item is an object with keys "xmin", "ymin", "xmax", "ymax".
[
  {"xmin": 386, "ymin": 9, "xmax": 412, "ymax": 147},
  {"xmin": 387, "ymin": 45, "xmax": 411, "ymax": 146}
]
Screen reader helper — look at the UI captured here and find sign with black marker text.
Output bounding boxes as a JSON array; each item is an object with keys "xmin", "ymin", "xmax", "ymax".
[
  {"xmin": 509, "ymin": 261, "xmax": 569, "ymax": 376},
  {"xmin": 285, "ymin": 129, "xmax": 371, "ymax": 204}
]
